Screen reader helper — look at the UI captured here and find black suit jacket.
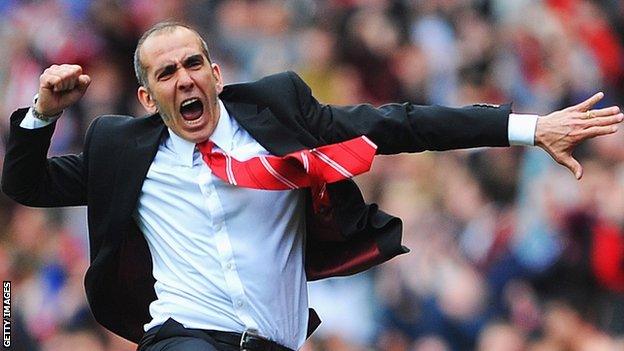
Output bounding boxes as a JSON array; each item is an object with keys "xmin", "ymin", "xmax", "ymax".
[{"xmin": 1, "ymin": 71, "xmax": 511, "ymax": 343}]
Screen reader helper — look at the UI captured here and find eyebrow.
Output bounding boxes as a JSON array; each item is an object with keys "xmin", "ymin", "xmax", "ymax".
[
  {"xmin": 183, "ymin": 54, "xmax": 204, "ymax": 66},
  {"xmin": 154, "ymin": 63, "xmax": 176, "ymax": 79},
  {"xmin": 153, "ymin": 54, "xmax": 205, "ymax": 79}
]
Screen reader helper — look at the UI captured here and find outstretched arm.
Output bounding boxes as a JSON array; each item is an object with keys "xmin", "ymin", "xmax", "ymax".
[
  {"xmin": 287, "ymin": 72, "xmax": 621, "ymax": 178},
  {"xmin": 286, "ymin": 71, "xmax": 512, "ymax": 154}
]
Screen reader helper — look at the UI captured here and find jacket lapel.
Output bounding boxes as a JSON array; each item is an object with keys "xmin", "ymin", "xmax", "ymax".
[
  {"xmin": 223, "ymin": 100, "xmax": 307, "ymax": 156},
  {"xmin": 111, "ymin": 115, "xmax": 165, "ymax": 224}
]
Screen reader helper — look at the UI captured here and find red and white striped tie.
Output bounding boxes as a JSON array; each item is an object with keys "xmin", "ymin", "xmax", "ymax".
[{"xmin": 197, "ymin": 136, "xmax": 377, "ymax": 212}]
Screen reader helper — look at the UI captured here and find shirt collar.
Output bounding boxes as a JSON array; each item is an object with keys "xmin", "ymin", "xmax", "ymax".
[
  {"xmin": 168, "ymin": 99, "xmax": 234, "ymax": 167},
  {"xmin": 210, "ymin": 99, "xmax": 235, "ymax": 152}
]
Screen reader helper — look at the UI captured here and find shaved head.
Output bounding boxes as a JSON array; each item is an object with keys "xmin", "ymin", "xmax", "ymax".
[{"xmin": 134, "ymin": 21, "xmax": 212, "ymax": 88}]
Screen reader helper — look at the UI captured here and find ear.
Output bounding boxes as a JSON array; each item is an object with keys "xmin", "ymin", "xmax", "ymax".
[
  {"xmin": 211, "ymin": 63, "xmax": 224, "ymax": 94},
  {"xmin": 137, "ymin": 86, "xmax": 158, "ymax": 113}
]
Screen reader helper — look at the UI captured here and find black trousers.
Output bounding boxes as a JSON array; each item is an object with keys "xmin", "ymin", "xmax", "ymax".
[{"xmin": 137, "ymin": 318, "xmax": 239, "ymax": 351}]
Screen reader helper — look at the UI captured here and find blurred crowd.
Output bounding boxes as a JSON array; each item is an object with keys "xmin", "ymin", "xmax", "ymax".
[{"xmin": 1, "ymin": 0, "xmax": 624, "ymax": 350}]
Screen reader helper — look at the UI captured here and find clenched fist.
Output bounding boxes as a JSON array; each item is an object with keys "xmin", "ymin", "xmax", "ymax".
[{"xmin": 35, "ymin": 64, "xmax": 91, "ymax": 116}]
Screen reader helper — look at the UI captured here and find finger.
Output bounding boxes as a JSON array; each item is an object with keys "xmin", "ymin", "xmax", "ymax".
[
  {"xmin": 565, "ymin": 92, "xmax": 604, "ymax": 112},
  {"xmin": 64, "ymin": 64, "xmax": 82, "ymax": 76},
  {"xmin": 55, "ymin": 70, "xmax": 81, "ymax": 92},
  {"xmin": 66, "ymin": 78, "xmax": 76, "ymax": 91},
  {"xmin": 559, "ymin": 155, "xmax": 583, "ymax": 180},
  {"xmin": 49, "ymin": 68, "xmax": 70, "ymax": 92},
  {"xmin": 53, "ymin": 64, "xmax": 82, "ymax": 76},
  {"xmin": 583, "ymin": 113, "xmax": 624, "ymax": 127},
  {"xmin": 585, "ymin": 106, "xmax": 621, "ymax": 118},
  {"xmin": 40, "ymin": 72, "xmax": 63, "ymax": 90},
  {"xmin": 44, "ymin": 64, "xmax": 60, "ymax": 75},
  {"xmin": 55, "ymin": 78, "xmax": 71, "ymax": 93},
  {"xmin": 77, "ymin": 74, "xmax": 91, "ymax": 92},
  {"xmin": 58, "ymin": 67, "xmax": 75, "ymax": 91},
  {"xmin": 580, "ymin": 125, "xmax": 619, "ymax": 139}
]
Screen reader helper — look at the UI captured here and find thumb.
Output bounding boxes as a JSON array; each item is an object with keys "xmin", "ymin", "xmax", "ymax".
[
  {"xmin": 77, "ymin": 74, "xmax": 91, "ymax": 92},
  {"xmin": 561, "ymin": 155, "xmax": 583, "ymax": 180},
  {"xmin": 565, "ymin": 91, "xmax": 604, "ymax": 112}
]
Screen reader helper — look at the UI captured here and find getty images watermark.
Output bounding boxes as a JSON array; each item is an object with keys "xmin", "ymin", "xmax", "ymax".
[{"xmin": 3, "ymin": 281, "xmax": 9, "ymax": 348}]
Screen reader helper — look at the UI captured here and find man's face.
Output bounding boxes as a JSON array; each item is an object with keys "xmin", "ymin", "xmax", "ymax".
[{"xmin": 137, "ymin": 27, "xmax": 223, "ymax": 143}]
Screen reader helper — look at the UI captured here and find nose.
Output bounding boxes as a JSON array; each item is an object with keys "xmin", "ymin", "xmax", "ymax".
[{"xmin": 177, "ymin": 68, "xmax": 194, "ymax": 91}]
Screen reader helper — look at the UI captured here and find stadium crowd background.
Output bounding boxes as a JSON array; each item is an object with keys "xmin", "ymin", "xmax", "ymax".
[{"xmin": 1, "ymin": 0, "xmax": 624, "ymax": 350}]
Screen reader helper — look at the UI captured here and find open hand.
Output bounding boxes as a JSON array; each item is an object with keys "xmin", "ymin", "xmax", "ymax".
[
  {"xmin": 535, "ymin": 92, "xmax": 623, "ymax": 179},
  {"xmin": 35, "ymin": 64, "xmax": 91, "ymax": 116}
]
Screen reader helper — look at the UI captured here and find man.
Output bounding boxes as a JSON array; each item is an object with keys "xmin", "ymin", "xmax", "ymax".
[{"xmin": 2, "ymin": 22, "xmax": 622, "ymax": 351}]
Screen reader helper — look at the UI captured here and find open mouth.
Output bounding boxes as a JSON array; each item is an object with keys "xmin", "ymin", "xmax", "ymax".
[{"xmin": 179, "ymin": 98, "xmax": 204, "ymax": 121}]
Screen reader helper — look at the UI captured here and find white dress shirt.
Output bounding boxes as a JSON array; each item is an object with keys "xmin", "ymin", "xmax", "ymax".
[
  {"xmin": 20, "ymin": 101, "xmax": 538, "ymax": 350},
  {"xmin": 135, "ymin": 101, "xmax": 308, "ymax": 349}
]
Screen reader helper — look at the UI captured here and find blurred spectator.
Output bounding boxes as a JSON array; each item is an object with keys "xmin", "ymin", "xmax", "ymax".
[{"xmin": 477, "ymin": 321, "xmax": 526, "ymax": 351}]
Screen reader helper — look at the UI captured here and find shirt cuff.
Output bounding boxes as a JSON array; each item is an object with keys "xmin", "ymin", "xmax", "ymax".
[
  {"xmin": 508, "ymin": 113, "xmax": 538, "ymax": 146},
  {"xmin": 19, "ymin": 107, "xmax": 60, "ymax": 129}
]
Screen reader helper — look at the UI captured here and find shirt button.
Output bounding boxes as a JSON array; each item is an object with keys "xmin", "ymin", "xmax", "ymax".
[
  {"xmin": 226, "ymin": 262, "xmax": 234, "ymax": 270},
  {"xmin": 236, "ymin": 299, "xmax": 244, "ymax": 308},
  {"xmin": 214, "ymin": 222, "xmax": 222, "ymax": 231}
]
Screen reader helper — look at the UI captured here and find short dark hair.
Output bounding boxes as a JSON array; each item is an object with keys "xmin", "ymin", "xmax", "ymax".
[{"xmin": 133, "ymin": 21, "xmax": 212, "ymax": 87}]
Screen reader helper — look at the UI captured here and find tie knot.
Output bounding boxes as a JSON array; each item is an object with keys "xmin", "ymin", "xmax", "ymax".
[{"xmin": 196, "ymin": 140, "xmax": 215, "ymax": 157}]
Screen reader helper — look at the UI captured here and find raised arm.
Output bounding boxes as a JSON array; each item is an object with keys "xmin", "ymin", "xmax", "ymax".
[{"xmin": 1, "ymin": 64, "xmax": 92, "ymax": 207}]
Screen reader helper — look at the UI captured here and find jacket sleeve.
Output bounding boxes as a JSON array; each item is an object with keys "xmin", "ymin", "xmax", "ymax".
[
  {"xmin": 286, "ymin": 71, "xmax": 511, "ymax": 155},
  {"xmin": 1, "ymin": 108, "xmax": 95, "ymax": 207}
]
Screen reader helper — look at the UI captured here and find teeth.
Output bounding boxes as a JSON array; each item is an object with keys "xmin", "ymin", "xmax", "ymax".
[{"xmin": 181, "ymin": 98, "xmax": 199, "ymax": 107}]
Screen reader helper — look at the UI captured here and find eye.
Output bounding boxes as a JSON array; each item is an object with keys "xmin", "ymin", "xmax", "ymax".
[
  {"xmin": 158, "ymin": 72, "xmax": 171, "ymax": 80},
  {"xmin": 186, "ymin": 56, "xmax": 203, "ymax": 69},
  {"xmin": 157, "ymin": 66, "xmax": 175, "ymax": 81}
]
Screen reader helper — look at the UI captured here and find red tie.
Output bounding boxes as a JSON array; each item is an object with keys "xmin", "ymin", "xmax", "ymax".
[{"xmin": 197, "ymin": 136, "xmax": 377, "ymax": 213}]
